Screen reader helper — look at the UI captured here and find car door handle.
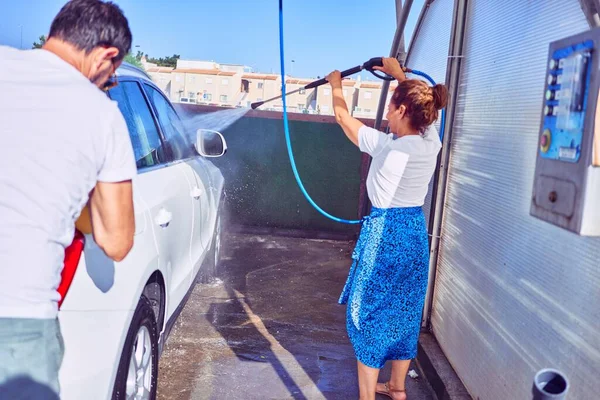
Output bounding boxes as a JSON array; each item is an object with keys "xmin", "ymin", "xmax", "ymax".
[
  {"xmin": 191, "ymin": 187, "xmax": 203, "ymax": 200},
  {"xmin": 154, "ymin": 208, "xmax": 172, "ymax": 228}
]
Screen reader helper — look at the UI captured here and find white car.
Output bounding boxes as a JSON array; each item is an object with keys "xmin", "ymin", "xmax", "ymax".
[{"xmin": 57, "ymin": 64, "xmax": 227, "ymax": 400}]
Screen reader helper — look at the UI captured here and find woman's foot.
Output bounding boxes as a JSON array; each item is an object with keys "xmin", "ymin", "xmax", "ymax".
[{"xmin": 375, "ymin": 382, "xmax": 407, "ymax": 400}]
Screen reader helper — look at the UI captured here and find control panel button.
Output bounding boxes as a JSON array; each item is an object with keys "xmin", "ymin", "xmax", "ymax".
[
  {"xmin": 549, "ymin": 59, "xmax": 559, "ymax": 70},
  {"xmin": 545, "ymin": 90, "xmax": 556, "ymax": 101},
  {"xmin": 540, "ymin": 129, "xmax": 551, "ymax": 153},
  {"xmin": 544, "ymin": 105, "xmax": 553, "ymax": 116},
  {"xmin": 547, "ymin": 75, "xmax": 557, "ymax": 85}
]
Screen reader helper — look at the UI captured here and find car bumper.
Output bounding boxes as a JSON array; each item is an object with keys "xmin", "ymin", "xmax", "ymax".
[{"xmin": 58, "ymin": 309, "xmax": 133, "ymax": 400}]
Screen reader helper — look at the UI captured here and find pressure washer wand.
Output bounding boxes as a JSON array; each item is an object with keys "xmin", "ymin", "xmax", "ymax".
[{"xmin": 250, "ymin": 57, "xmax": 399, "ymax": 110}]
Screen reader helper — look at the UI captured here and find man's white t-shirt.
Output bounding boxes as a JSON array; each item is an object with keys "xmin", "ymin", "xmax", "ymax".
[
  {"xmin": 0, "ymin": 46, "xmax": 136, "ymax": 319},
  {"xmin": 359, "ymin": 125, "xmax": 442, "ymax": 209}
]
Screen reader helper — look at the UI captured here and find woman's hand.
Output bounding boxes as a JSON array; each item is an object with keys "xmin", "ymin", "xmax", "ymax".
[
  {"xmin": 326, "ymin": 70, "xmax": 343, "ymax": 89},
  {"xmin": 373, "ymin": 57, "xmax": 406, "ymax": 82}
]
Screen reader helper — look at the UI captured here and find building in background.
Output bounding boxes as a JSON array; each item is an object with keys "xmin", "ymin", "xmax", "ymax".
[
  {"xmin": 167, "ymin": 59, "xmax": 242, "ymax": 106},
  {"xmin": 145, "ymin": 66, "xmax": 174, "ymax": 97},
  {"xmin": 315, "ymin": 79, "xmax": 359, "ymax": 116},
  {"xmin": 241, "ymin": 72, "xmax": 280, "ymax": 109},
  {"xmin": 279, "ymin": 78, "xmax": 317, "ymax": 113},
  {"xmin": 353, "ymin": 82, "xmax": 380, "ymax": 119},
  {"xmin": 145, "ymin": 58, "xmax": 397, "ymax": 118},
  {"xmin": 354, "ymin": 82, "xmax": 396, "ymax": 119}
]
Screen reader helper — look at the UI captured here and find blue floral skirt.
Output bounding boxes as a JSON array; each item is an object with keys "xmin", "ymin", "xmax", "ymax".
[{"xmin": 339, "ymin": 206, "xmax": 429, "ymax": 369}]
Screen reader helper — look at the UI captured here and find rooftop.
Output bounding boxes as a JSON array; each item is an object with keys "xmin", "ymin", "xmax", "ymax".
[
  {"xmin": 146, "ymin": 66, "xmax": 174, "ymax": 73},
  {"xmin": 173, "ymin": 68, "xmax": 237, "ymax": 76},
  {"xmin": 242, "ymin": 73, "xmax": 279, "ymax": 80}
]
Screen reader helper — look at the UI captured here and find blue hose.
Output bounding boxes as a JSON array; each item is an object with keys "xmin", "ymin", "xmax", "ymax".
[
  {"xmin": 278, "ymin": 0, "xmax": 360, "ymax": 224},
  {"xmin": 278, "ymin": 0, "xmax": 446, "ymax": 225}
]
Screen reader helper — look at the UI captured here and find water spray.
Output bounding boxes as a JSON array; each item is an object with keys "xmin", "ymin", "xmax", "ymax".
[{"xmin": 251, "ymin": 57, "xmax": 402, "ymax": 110}]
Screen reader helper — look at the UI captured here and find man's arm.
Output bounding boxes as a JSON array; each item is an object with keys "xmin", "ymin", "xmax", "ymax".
[
  {"xmin": 89, "ymin": 104, "xmax": 137, "ymax": 261},
  {"xmin": 89, "ymin": 180, "xmax": 134, "ymax": 261}
]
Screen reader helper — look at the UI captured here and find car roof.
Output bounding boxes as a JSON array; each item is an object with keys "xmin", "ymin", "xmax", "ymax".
[{"xmin": 117, "ymin": 62, "xmax": 152, "ymax": 81}]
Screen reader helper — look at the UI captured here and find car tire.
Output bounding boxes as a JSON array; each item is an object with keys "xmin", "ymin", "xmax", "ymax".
[
  {"xmin": 112, "ymin": 295, "xmax": 158, "ymax": 400},
  {"xmin": 199, "ymin": 214, "xmax": 222, "ymax": 283}
]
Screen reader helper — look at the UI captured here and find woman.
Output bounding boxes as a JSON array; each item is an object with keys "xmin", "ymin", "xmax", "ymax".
[{"xmin": 326, "ymin": 58, "xmax": 448, "ymax": 400}]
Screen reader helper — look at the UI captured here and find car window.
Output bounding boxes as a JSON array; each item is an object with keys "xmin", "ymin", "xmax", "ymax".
[
  {"xmin": 109, "ymin": 82, "xmax": 164, "ymax": 169},
  {"xmin": 144, "ymin": 84, "xmax": 195, "ymax": 160}
]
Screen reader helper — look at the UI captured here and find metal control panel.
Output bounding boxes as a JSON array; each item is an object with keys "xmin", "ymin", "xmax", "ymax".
[
  {"xmin": 531, "ymin": 28, "xmax": 600, "ymax": 236},
  {"xmin": 540, "ymin": 42, "xmax": 592, "ymax": 162}
]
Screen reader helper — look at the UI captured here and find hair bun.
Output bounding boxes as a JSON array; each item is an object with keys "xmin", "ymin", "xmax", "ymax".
[{"xmin": 432, "ymin": 84, "xmax": 448, "ymax": 110}]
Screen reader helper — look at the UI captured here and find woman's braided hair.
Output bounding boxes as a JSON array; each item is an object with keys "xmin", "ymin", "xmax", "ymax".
[{"xmin": 390, "ymin": 79, "xmax": 448, "ymax": 133}]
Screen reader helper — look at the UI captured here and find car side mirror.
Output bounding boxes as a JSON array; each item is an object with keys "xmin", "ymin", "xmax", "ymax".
[{"xmin": 195, "ymin": 129, "xmax": 227, "ymax": 157}]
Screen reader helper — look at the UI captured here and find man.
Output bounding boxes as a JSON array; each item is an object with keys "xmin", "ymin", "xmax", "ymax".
[{"xmin": 0, "ymin": 0, "xmax": 136, "ymax": 397}]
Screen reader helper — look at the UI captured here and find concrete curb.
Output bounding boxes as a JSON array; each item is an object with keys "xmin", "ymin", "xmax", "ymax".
[{"xmin": 416, "ymin": 332, "xmax": 472, "ymax": 400}]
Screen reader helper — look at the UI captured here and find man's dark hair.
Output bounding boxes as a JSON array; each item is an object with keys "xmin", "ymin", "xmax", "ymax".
[{"xmin": 49, "ymin": 0, "xmax": 132, "ymax": 61}]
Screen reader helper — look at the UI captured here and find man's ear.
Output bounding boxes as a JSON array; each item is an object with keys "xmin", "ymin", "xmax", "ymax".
[{"xmin": 90, "ymin": 46, "xmax": 120, "ymax": 71}]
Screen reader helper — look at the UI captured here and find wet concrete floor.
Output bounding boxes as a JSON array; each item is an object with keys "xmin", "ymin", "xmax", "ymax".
[{"xmin": 157, "ymin": 233, "xmax": 435, "ymax": 400}]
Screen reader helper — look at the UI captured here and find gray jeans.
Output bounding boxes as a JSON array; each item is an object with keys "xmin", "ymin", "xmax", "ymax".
[{"xmin": 0, "ymin": 318, "xmax": 64, "ymax": 400}]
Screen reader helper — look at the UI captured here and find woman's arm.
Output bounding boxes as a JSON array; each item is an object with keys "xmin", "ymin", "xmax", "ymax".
[
  {"xmin": 326, "ymin": 70, "xmax": 364, "ymax": 147},
  {"xmin": 325, "ymin": 58, "xmax": 406, "ymax": 147}
]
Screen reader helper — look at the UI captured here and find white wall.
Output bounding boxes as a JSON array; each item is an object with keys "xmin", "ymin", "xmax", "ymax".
[{"xmin": 411, "ymin": 1, "xmax": 600, "ymax": 399}]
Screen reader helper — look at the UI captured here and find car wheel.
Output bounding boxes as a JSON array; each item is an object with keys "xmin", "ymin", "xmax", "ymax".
[
  {"xmin": 200, "ymin": 214, "xmax": 222, "ymax": 283},
  {"xmin": 112, "ymin": 295, "xmax": 158, "ymax": 400}
]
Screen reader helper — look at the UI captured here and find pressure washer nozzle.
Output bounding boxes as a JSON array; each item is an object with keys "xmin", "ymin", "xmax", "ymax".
[{"xmin": 250, "ymin": 101, "xmax": 264, "ymax": 110}]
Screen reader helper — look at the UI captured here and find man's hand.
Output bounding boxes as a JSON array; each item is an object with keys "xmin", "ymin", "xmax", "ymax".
[
  {"xmin": 89, "ymin": 180, "xmax": 134, "ymax": 262},
  {"xmin": 326, "ymin": 70, "xmax": 343, "ymax": 89},
  {"xmin": 373, "ymin": 57, "xmax": 407, "ymax": 82}
]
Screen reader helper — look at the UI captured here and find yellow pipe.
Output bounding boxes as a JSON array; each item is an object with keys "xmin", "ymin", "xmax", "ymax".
[{"xmin": 75, "ymin": 205, "xmax": 93, "ymax": 234}]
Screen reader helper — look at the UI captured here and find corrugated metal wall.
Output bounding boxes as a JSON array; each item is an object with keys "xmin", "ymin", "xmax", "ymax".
[
  {"xmin": 428, "ymin": 1, "xmax": 600, "ymax": 399},
  {"xmin": 406, "ymin": 0, "xmax": 454, "ymax": 226}
]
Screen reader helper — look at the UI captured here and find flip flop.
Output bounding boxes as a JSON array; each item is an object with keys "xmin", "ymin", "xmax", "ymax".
[{"xmin": 376, "ymin": 381, "xmax": 406, "ymax": 399}]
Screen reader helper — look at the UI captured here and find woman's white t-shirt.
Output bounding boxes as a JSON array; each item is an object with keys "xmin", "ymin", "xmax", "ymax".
[{"xmin": 359, "ymin": 125, "xmax": 442, "ymax": 209}]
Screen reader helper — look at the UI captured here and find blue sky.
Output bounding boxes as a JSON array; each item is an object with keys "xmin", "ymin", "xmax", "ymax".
[{"xmin": 0, "ymin": 0, "xmax": 425, "ymax": 78}]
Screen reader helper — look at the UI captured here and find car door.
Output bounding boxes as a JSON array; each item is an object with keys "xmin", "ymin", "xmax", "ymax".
[
  {"xmin": 142, "ymin": 84, "xmax": 208, "ymax": 285},
  {"xmin": 109, "ymin": 80, "xmax": 193, "ymax": 318},
  {"xmin": 186, "ymin": 157, "xmax": 213, "ymax": 274},
  {"xmin": 142, "ymin": 84, "xmax": 211, "ymax": 281}
]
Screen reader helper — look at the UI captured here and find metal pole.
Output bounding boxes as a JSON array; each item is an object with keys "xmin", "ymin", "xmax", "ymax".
[
  {"xmin": 579, "ymin": 0, "xmax": 600, "ymax": 27},
  {"xmin": 360, "ymin": 0, "xmax": 414, "ymax": 218},
  {"xmin": 373, "ymin": 0, "xmax": 413, "ymax": 133},
  {"xmin": 395, "ymin": 0, "xmax": 408, "ymax": 61},
  {"xmin": 421, "ymin": 0, "xmax": 469, "ymax": 328}
]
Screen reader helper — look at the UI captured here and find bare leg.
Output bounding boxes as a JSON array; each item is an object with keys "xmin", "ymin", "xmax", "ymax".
[
  {"xmin": 390, "ymin": 360, "xmax": 411, "ymax": 391},
  {"xmin": 375, "ymin": 360, "xmax": 410, "ymax": 400},
  {"xmin": 357, "ymin": 360, "xmax": 379, "ymax": 400}
]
